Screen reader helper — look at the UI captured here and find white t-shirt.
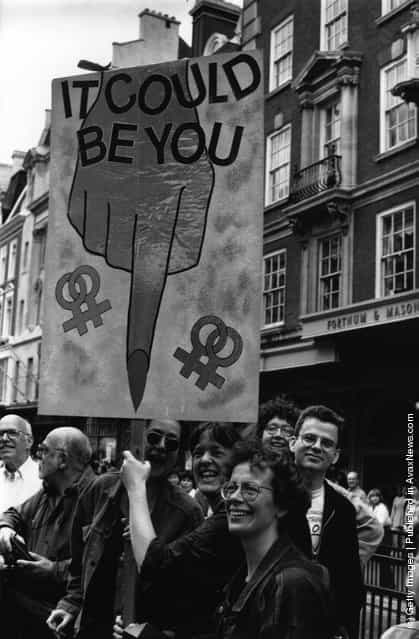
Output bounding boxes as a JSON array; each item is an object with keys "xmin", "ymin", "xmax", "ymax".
[
  {"xmin": 0, "ymin": 456, "xmax": 42, "ymax": 513},
  {"xmin": 307, "ymin": 485, "xmax": 325, "ymax": 556}
]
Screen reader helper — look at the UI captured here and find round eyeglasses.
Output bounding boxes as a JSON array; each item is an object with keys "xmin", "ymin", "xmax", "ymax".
[
  {"xmin": 221, "ymin": 481, "xmax": 273, "ymax": 503},
  {"xmin": 298, "ymin": 433, "xmax": 337, "ymax": 451}
]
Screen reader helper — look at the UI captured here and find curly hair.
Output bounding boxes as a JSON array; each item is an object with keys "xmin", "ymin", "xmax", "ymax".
[
  {"xmin": 257, "ymin": 397, "xmax": 300, "ymax": 439},
  {"xmin": 189, "ymin": 422, "xmax": 242, "ymax": 452},
  {"xmin": 230, "ymin": 439, "xmax": 311, "ymax": 518}
]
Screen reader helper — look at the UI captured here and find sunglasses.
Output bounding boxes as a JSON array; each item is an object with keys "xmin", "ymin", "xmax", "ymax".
[{"xmin": 146, "ymin": 431, "xmax": 180, "ymax": 452}]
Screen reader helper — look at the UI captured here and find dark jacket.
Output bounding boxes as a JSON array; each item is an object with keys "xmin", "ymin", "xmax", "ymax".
[
  {"xmin": 0, "ymin": 466, "xmax": 96, "ymax": 608},
  {"xmin": 216, "ymin": 532, "xmax": 332, "ymax": 639},
  {"xmin": 316, "ymin": 482, "xmax": 365, "ymax": 639},
  {"xmin": 57, "ymin": 471, "xmax": 203, "ymax": 634}
]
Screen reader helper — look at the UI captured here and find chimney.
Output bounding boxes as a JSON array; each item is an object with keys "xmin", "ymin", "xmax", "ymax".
[
  {"xmin": 112, "ymin": 9, "xmax": 180, "ymax": 67},
  {"xmin": 11, "ymin": 151, "xmax": 25, "ymax": 175},
  {"xmin": 190, "ymin": 0, "xmax": 241, "ymax": 57}
]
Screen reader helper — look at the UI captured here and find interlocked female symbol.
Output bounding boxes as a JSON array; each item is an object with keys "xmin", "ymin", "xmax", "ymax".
[
  {"xmin": 173, "ymin": 315, "xmax": 243, "ymax": 390},
  {"xmin": 55, "ymin": 265, "xmax": 112, "ymax": 336}
]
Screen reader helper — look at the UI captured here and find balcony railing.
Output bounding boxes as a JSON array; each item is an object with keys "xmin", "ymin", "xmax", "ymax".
[{"xmin": 289, "ymin": 154, "xmax": 342, "ymax": 203}]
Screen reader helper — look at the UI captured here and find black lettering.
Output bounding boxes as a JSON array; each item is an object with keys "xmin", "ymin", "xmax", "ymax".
[
  {"xmin": 138, "ymin": 74, "xmax": 172, "ymax": 115},
  {"xmin": 171, "ymin": 63, "xmax": 206, "ymax": 108},
  {"xmin": 145, "ymin": 124, "xmax": 172, "ymax": 164},
  {"xmin": 223, "ymin": 54, "xmax": 261, "ymax": 101},
  {"xmin": 108, "ymin": 123, "xmax": 137, "ymax": 164},
  {"xmin": 77, "ymin": 126, "xmax": 106, "ymax": 166},
  {"xmin": 208, "ymin": 62, "xmax": 228, "ymax": 103},
  {"xmin": 171, "ymin": 123, "xmax": 205, "ymax": 164},
  {"xmin": 105, "ymin": 73, "xmax": 135, "ymax": 114},
  {"xmin": 72, "ymin": 80, "xmax": 100, "ymax": 119},
  {"xmin": 61, "ymin": 80, "xmax": 72, "ymax": 118},
  {"xmin": 208, "ymin": 123, "xmax": 244, "ymax": 166}
]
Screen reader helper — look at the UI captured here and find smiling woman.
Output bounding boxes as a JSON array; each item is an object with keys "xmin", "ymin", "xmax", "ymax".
[{"xmin": 217, "ymin": 440, "xmax": 333, "ymax": 639}]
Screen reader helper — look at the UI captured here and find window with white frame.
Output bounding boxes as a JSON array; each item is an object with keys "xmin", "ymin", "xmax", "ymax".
[
  {"xmin": 376, "ymin": 204, "xmax": 415, "ymax": 297},
  {"xmin": 381, "ymin": 57, "xmax": 417, "ymax": 151},
  {"xmin": 4, "ymin": 295, "xmax": 13, "ymax": 336},
  {"xmin": 269, "ymin": 16, "xmax": 293, "ymax": 91},
  {"xmin": 0, "ymin": 246, "xmax": 7, "ymax": 284},
  {"xmin": 381, "ymin": 0, "xmax": 405, "ymax": 15},
  {"xmin": 0, "ymin": 359, "xmax": 8, "ymax": 402},
  {"xmin": 266, "ymin": 126, "xmax": 291, "ymax": 205},
  {"xmin": 263, "ymin": 250, "xmax": 286, "ymax": 327},
  {"xmin": 322, "ymin": 0, "xmax": 348, "ymax": 51},
  {"xmin": 7, "ymin": 240, "xmax": 17, "ymax": 281},
  {"xmin": 318, "ymin": 234, "xmax": 342, "ymax": 310},
  {"xmin": 321, "ymin": 100, "xmax": 341, "ymax": 156}
]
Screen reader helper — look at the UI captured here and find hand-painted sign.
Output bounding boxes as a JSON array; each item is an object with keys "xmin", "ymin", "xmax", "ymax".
[{"xmin": 39, "ymin": 51, "xmax": 263, "ymax": 421}]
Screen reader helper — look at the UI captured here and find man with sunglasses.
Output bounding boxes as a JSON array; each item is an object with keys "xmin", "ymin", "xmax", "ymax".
[
  {"xmin": 48, "ymin": 419, "xmax": 202, "ymax": 639},
  {"xmin": 0, "ymin": 414, "xmax": 42, "ymax": 513},
  {"xmin": 290, "ymin": 405, "xmax": 364, "ymax": 639},
  {"xmin": 0, "ymin": 427, "xmax": 95, "ymax": 639}
]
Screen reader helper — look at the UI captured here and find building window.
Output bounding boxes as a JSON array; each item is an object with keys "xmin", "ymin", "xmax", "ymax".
[
  {"xmin": 13, "ymin": 361, "xmax": 20, "ymax": 403},
  {"xmin": 318, "ymin": 235, "xmax": 343, "ymax": 310},
  {"xmin": 381, "ymin": 0, "xmax": 405, "ymax": 14},
  {"xmin": 0, "ymin": 359, "xmax": 7, "ymax": 402},
  {"xmin": 25, "ymin": 357, "xmax": 34, "ymax": 401},
  {"xmin": 321, "ymin": 99, "xmax": 341, "ymax": 157},
  {"xmin": 18, "ymin": 300, "xmax": 25, "ymax": 334},
  {"xmin": 22, "ymin": 241, "xmax": 29, "ymax": 272},
  {"xmin": 0, "ymin": 246, "xmax": 7, "ymax": 284},
  {"xmin": 7, "ymin": 240, "xmax": 17, "ymax": 280},
  {"xmin": 376, "ymin": 204, "xmax": 415, "ymax": 297},
  {"xmin": 263, "ymin": 250, "xmax": 286, "ymax": 327},
  {"xmin": 265, "ymin": 125, "xmax": 291, "ymax": 205},
  {"xmin": 322, "ymin": 0, "xmax": 348, "ymax": 51},
  {"xmin": 269, "ymin": 16, "xmax": 293, "ymax": 91},
  {"xmin": 381, "ymin": 57, "xmax": 417, "ymax": 152},
  {"xmin": 4, "ymin": 296, "xmax": 13, "ymax": 336},
  {"xmin": 38, "ymin": 231, "xmax": 47, "ymax": 271}
]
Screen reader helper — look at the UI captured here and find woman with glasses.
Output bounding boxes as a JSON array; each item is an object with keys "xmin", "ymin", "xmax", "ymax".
[{"xmin": 217, "ymin": 439, "xmax": 332, "ymax": 639}]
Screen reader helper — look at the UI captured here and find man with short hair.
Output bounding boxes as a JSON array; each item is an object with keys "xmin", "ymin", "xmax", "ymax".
[
  {"xmin": 0, "ymin": 427, "xmax": 95, "ymax": 639},
  {"xmin": 347, "ymin": 470, "xmax": 368, "ymax": 503},
  {"xmin": 0, "ymin": 414, "xmax": 42, "ymax": 512},
  {"xmin": 47, "ymin": 419, "xmax": 203, "ymax": 639},
  {"xmin": 290, "ymin": 405, "xmax": 364, "ymax": 639}
]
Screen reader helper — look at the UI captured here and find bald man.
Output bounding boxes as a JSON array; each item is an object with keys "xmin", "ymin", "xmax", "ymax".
[
  {"xmin": 0, "ymin": 427, "xmax": 95, "ymax": 639},
  {"xmin": 0, "ymin": 414, "xmax": 42, "ymax": 512}
]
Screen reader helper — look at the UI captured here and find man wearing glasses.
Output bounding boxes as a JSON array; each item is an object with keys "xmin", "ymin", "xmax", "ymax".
[
  {"xmin": 48, "ymin": 419, "xmax": 202, "ymax": 639},
  {"xmin": 290, "ymin": 405, "xmax": 364, "ymax": 639},
  {"xmin": 0, "ymin": 414, "xmax": 42, "ymax": 513},
  {"xmin": 0, "ymin": 426, "xmax": 95, "ymax": 639}
]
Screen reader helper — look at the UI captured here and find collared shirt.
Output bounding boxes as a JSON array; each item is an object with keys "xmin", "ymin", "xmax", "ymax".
[{"xmin": 0, "ymin": 456, "xmax": 42, "ymax": 514}]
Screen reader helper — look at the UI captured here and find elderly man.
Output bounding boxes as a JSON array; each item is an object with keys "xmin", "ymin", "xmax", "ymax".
[
  {"xmin": 48, "ymin": 419, "xmax": 203, "ymax": 639},
  {"xmin": 0, "ymin": 414, "xmax": 42, "ymax": 512},
  {"xmin": 347, "ymin": 470, "xmax": 368, "ymax": 503},
  {"xmin": 0, "ymin": 426, "xmax": 95, "ymax": 639}
]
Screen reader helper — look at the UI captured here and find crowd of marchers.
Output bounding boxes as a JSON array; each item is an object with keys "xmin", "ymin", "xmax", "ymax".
[{"xmin": 0, "ymin": 403, "xmax": 417, "ymax": 639}]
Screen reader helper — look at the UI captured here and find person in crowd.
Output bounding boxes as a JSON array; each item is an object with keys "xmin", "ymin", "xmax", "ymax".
[
  {"xmin": 168, "ymin": 470, "xmax": 181, "ymax": 486},
  {"xmin": 47, "ymin": 419, "xmax": 203, "ymax": 639},
  {"xmin": 113, "ymin": 422, "xmax": 312, "ymax": 639},
  {"xmin": 347, "ymin": 471, "xmax": 368, "ymax": 503},
  {"xmin": 257, "ymin": 396, "xmax": 299, "ymax": 452},
  {"xmin": 0, "ymin": 414, "xmax": 42, "ymax": 512},
  {"xmin": 256, "ymin": 400, "xmax": 383, "ymax": 567},
  {"xmin": 368, "ymin": 488, "xmax": 393, "ymax": 588},
  {"xmin": 390, "ymin": 485, "xmax": 408, "ymax": 537},
  {"xmin": 0, "ymin": 427, "xmax": 95, "ymax": 639},
  {"xmin": 289, "ymin": 405, "xmax": 364, "ymax": 639},
  {"xmin": 368, "ymin": 488, "xmax": 391, "ymax": 529},
  {"xmin": 216, "ymin": 440, "xmax": 332, "ymax": 639},
  {"xmin": 180, "ymin": 469, "xmax": 195, "ymax": 495}
]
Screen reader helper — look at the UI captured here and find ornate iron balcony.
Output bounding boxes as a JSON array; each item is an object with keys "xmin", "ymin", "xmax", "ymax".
[{"xmin": 290, "ymin": 154, "xmax": 342, "ymax": 203}]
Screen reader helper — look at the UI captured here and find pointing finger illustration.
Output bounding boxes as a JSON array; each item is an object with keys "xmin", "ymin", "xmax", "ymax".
[{"xmin": 67, "ymin": 59, "xmax": 214, "ymax": 410}]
